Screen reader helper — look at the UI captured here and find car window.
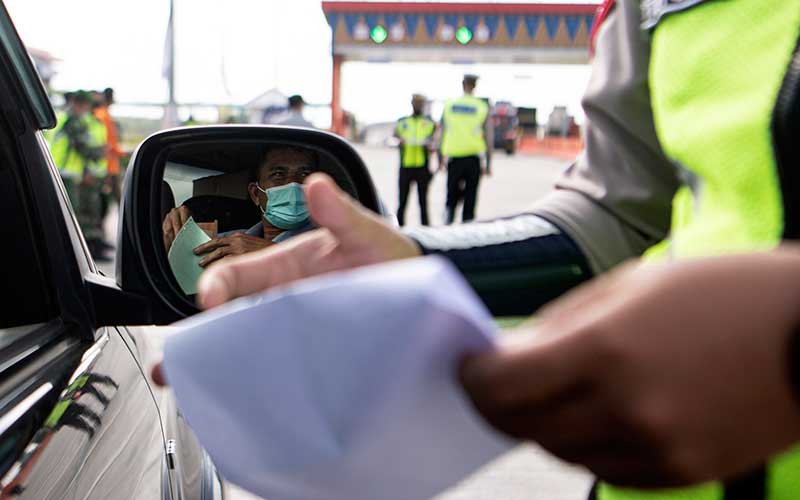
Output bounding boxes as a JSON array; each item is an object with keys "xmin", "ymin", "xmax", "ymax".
[
  {"xmin": 0, "ymin": 122, "xmax": 56, "ymax": 330},
  {"xmin": 164, "ymin": 161, "xmax": 223, "ymax": 207}
]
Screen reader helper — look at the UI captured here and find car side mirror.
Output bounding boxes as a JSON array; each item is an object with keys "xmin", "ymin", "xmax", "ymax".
[{"xmin": 115, "ymin": 126, "xmax": 382, "ymax": 324}]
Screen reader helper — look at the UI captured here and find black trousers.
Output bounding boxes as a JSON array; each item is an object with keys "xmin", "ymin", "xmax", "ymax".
[
  {"xmin": 397, "ymin": 167, "xmax": 431, "ymax": 226},
  {"xmin": 445, "ymin": 155, "xmax": 481, "ymax": 224}
]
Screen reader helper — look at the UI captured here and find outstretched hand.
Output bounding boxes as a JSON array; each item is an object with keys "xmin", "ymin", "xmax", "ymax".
[{"xmin": 460, "ymin": 251, "xmax": 800, "ymax": 488}]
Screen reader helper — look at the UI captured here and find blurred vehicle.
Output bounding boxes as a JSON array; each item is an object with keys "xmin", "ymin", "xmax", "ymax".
[
  {"xmin": 0, "ymin": 3, "xmax": 223, "ymax": 499},
  {"xmin": 492, "ymin": 101, "xmax": 521, "ymax": 155},
  {"xmin": 516, "ymin": 106, "xmax": 538, "ymax": 135},
  {"xmin": 546, "ymin": 105, "xmax": 578, "ymax": 137}
]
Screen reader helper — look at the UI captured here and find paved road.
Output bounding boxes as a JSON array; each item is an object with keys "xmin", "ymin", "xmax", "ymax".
[
  {"xmin": 99, "ymin": 146, "xmax": 593, "ymax": 499},
  {"xmin": 359, "ymin": 145, "xmax": 568, "ymax": 227}
]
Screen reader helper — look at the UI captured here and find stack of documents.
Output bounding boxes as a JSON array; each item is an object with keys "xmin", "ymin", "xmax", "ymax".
[
  {"xmin": 167, "ymin": 217, "xmax": 211, "ymax": 295},
  {"xmin": 163, "ymin": 256, "xmax": 513, "ymax": 500}
]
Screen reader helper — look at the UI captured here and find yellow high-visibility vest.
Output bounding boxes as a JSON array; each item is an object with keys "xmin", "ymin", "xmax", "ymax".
[
  {"xmin": 441, "ymin": 94, "xmax": 488, "ymax": 158},
  {"xmin": 396, "ymin": 115, "xmax": 435, "ymax": 168}
]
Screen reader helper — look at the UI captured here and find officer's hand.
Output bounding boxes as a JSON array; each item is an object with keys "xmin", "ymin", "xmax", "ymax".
[
  {"xmin": 162, "ymin": 205, "xmax": 192, "ymax": 251},
  {"xmin": 196, "ymin": 173, "xmax": 421, "ymax": 309},
  {"xmin": 460, "ymin": 251, "xmax": 800, "ymax": 488},
  {"xmin": 194, "ymin": 233, "xmax": 272, "ymax": 268}
]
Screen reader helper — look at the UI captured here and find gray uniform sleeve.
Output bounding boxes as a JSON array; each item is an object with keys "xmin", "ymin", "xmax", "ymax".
[{"xmin": 533, "ymin": 0, "xmax": 680, "ymax": 273}]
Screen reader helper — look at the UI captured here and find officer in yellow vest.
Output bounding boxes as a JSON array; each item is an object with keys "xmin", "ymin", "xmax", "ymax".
[
  {"xmin": 85, "ymin": 93, "xmax": 112, "ymax": 258},
  {"xmin": 152, "ymin": 0, "xmax": 800, "ymax": 498},
  {"xmin": 49, "ymin": 90, "xmax": 108, "ymax": 260},
  {"xmin": 394, "ymin": 94, "xmax": 436, "ymax": 226},
  {"xmin": 440, "ymin": 74, "xmax": 491, "ymax": 224}
]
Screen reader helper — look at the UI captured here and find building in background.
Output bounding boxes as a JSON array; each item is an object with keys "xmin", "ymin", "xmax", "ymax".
[{"xmin": 28, "ymin": 47, "xmax": 59, "ymax": 90}]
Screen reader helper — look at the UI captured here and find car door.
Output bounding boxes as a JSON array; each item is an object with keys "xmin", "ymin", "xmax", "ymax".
[{"xmin": 0, "ymin": 3, "xmax": 175, "ymax": 499}]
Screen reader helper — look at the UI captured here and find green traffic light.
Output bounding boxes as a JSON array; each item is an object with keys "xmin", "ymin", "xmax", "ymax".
[
  {"xmin": 456, "ymin": 26, "xmax": 472, "ymax": 44},
  {"xmin": 371, "ymin": 25, "xmax": 388, "ymax": 44}
]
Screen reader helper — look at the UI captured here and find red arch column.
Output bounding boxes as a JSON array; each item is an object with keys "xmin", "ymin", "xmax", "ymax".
[{"xmin": 331, "ymin": 54, "xmax": 344, "ymax": 136}]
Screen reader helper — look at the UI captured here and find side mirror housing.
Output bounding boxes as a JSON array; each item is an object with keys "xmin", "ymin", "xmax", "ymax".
[{"xmin": 115, "ymin": 125, "xmax": 381, "ymax": 324}]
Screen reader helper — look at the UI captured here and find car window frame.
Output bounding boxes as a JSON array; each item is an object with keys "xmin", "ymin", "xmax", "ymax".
[{"xmin": 0, "ymin": 2, "xmax": 55, "ymax": 130}]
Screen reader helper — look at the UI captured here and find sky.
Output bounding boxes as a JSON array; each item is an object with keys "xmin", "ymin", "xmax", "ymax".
[{"xmin": 5, "ymin": 0, "xmax": 597, "ymax": 124}]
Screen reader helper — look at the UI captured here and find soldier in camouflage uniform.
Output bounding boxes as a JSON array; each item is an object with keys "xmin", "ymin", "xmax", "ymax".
[{"xmin": 49, "ymin": 91, "xmax": 108, "ymax": 260}]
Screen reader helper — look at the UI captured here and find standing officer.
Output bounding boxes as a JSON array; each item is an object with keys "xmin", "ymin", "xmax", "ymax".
[
  {"xmin": 440, "ymin": 74, "xmax": 491, "ymax": 224},
  {"xmin": 86, "ymin": 95, "xmax": 111, "ymax": 260},
  {"xmin": 94, "ymin": 88, "xmax": 124, "ymax": 204},
  {"xmin": 48, "ymin": 90, "xmax": 107, "ymax": 260},
  {"xmin": 394, "ymin": 94, "xmax": 436, "ymax": 226}
]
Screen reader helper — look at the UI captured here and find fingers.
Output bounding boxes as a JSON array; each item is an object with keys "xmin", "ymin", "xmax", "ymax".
[
  {"xmin": 193, "ymin": 237, "xmax": 228, "ymax": 255},
  {"xmin": 304, "ymin": 173, "xmax": 379, "ymax": 247},
  {"xmin": 163, "ymin": 207, "xmax": 189, "ymax": 251},
  {"xmin": 196, "ymin": 231, "xmax": 325, "ymax": 309},
  {"xmin": 178, "ymin": 205, "xmax": 191, "ymax": 227},
  {"xmin": 460, "ymin": 334, "xmax": 593, "ymax": 420},
  {"xmin": 163, "ymin": 221, "xmax": 175, "ymax": 251},
  {"xmin": 199, "ymin": 247, "xmax": 228, "ymax": 268}
]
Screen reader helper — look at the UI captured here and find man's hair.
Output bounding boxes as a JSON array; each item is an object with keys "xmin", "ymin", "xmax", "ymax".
[
  {"xmin": 288, "ymin": 95, "xmax": 305, "ymax": 109},
  {"xmin": 462, "ymin": 74, "xmax": 478, "ymax": 92},
  {"xmin": 250, "ymin": 146, "xmax": 319, "ymax": 183},
  {"xmin": 72, "ymin": 90, "xmax": 91, "ymax": 104}
]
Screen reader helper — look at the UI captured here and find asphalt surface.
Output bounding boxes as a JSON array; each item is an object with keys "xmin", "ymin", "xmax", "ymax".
[{"xmin": 99, "ymin": 146, "xmax": 593, "ymax": 499}]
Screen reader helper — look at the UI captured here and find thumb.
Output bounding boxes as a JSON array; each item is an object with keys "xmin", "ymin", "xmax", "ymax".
[{"xmin": 305, "ymin": 173, "xmax": 377, "ymax": 244}]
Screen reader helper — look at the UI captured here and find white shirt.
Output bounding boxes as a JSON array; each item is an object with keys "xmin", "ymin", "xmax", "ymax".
[{"xmin": 276, "ymin": 110, "xmax": 314, "ymax": 129}]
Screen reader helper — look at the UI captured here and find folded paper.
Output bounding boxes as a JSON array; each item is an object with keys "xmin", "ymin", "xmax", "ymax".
[{"xmin": 163, "ymin": 256, "xmax": 513, "ymax": 500}]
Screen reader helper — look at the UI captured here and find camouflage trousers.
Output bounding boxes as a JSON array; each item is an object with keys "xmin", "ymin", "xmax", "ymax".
[{"xmin": 63, "ymin": 175, "xmax": 105, "ymax": 242}]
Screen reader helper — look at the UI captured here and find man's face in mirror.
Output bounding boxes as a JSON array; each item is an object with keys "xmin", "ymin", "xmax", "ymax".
[{"xmin": 248, "ymin": 147, "xmax": 316, "ymax": 215}]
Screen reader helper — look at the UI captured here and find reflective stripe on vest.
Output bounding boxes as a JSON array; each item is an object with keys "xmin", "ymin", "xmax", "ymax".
[
  {"xmin": 396, "ymin": 116, "xmax": 435, "ymax": 168},
  {"xmin": 441, "ymin": 95, "xmax": 488, "ymax": 158},
  {"xmin": 604, "ymin": 0, "xmax": 800, "ymax": 499}
]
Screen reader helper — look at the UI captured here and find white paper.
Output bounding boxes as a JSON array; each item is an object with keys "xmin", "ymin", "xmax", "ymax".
[{"xmin": 163, "ymin": 256, "xmax": 513, "ymax": 500}]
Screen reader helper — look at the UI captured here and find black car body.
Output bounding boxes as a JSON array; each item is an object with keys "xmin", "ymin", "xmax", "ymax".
[{"xmin": 0, "ymin": 3, "xmax": 221, "ymax": 499}]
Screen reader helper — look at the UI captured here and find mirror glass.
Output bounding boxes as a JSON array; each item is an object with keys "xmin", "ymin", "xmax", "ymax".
[{"xmin": 160, "ymin": 141, "xmax": 359, "ymax": 296}]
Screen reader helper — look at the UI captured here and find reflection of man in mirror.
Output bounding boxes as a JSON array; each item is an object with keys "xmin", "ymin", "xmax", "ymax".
[{"xmin": 162, "ymin": 146, "xmax": 317, "ymax": 268}]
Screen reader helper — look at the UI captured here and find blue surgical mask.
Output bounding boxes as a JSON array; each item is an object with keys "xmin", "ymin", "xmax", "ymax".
[{"xmin": 257, "ymin": 182, "xmax": 310, "ymax": 230}]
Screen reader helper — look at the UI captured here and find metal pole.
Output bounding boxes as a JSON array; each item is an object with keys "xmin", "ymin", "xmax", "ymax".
[
  {"xmin": 162, "ymin": 0, "xmax": 178, "ymax": 128},
  {"xmin": 332, "ymin": 54, "xmax": 343, "ymax": 136}
]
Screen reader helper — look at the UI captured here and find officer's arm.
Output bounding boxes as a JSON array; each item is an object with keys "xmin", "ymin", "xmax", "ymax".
[
  {"xmin": 532, "ymin": 0, "xmax": 680, "ymax": 274},
  {"xmin": 437, "ymin": 117, "xmax": 446, "ymax": 169},
  {"xmin": 393, "ymin": 120, "xmax": 403, "ymax": 146},
  {"xmin": 407, "ymin": 1, "xmax": 680, "ymax": 315},
  {"xmin": 65, "ymin": 121, "xmax": 97, "ymax": 161},
  {"xmin": 405, "ymin": 215, "xmax": 590, "ymax": 316}
]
